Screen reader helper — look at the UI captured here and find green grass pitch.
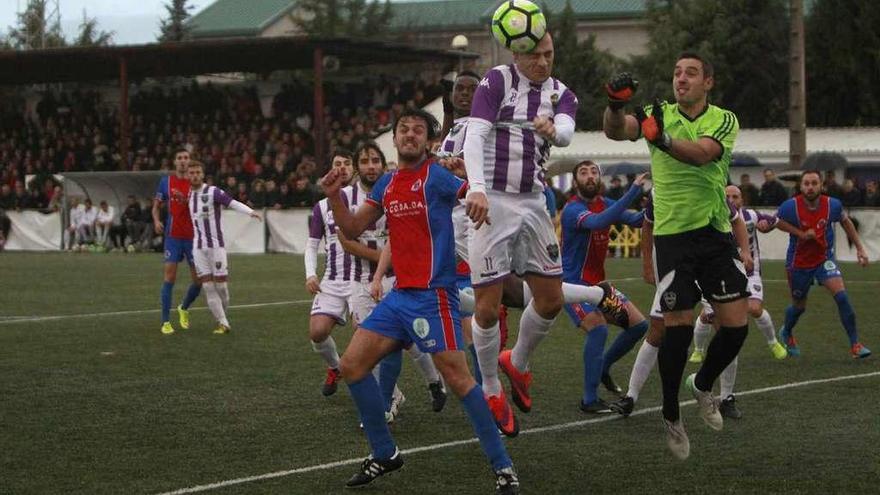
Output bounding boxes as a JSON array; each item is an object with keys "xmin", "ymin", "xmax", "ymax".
[{"xmin": 1, "ymin": 253, "xmax": 877, "ymax": 494}]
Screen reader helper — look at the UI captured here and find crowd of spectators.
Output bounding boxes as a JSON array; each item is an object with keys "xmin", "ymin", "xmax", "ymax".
[{"xmin": 0, "ymin": 73, "xmax": 446, "ymax": 211}]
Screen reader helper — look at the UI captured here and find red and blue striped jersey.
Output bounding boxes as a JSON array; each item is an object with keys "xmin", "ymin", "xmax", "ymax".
[
  {"xmin": 366, "ymin": 159, "xmax": 467, "ymax": 289},
  {"xmin": 155, "ymin": 175, "xmax": 194, "ymax": 240},
  {"xmin": 777, "ymin": 195, "xmax": 842, "ymax": 269},
  {"xmin": 561, "ymin": 194, "xmax": 643, "ymax": 285}
]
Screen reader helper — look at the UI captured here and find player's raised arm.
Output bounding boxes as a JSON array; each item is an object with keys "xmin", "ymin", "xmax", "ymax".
[
  {"xmin": 321, "ymin": 166, "xmax": 382, "ymax": 240},
  {"xmin": 337, "ymin": 229, "xmax": 381, "ymax": 263},
  {"xmin": 603, "ymin": 72, "xmax": 641, "ymax": 142}
]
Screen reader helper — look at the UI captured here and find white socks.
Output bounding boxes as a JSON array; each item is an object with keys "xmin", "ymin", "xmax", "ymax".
[
  {"xmin": 522, "ymin": 280, "xmax": 605, "ymax": 307},
  {"xmin": 204, "ymin": 283, "xmax": 229, "ymax": 327},
  {"xmin": 311, "ymin": 336, "xmax": 340, "ymax": 369},
  {"xmin": 216, "ymin": 282, "xmax": 229, "ymax": 311},
  {"xmin": 511, "ymin": 302, "xmax": 554, "ymax": 372},
  {"xmin": 472, "ymin": 320, "xmax": 502, "ymax": 396},
  {"xmin": 693, "ymin": 317, "xmax": 713, "ymax": 354},
  {"xmin": 720, "ymin": 356, "xmax": 738, "ymax": 399},
  {"xmin": 407, "ymin": 345, "xmax": 440, "ymax": 383},
  {"xmin": 755, "ymin": 309, "xmax": 778, "ymax": 345},
  {"xmin": 627, "ymin": 340, "xmax": 658, "ymax": 402}
]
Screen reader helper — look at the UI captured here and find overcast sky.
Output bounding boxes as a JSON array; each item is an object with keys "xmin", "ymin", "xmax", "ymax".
[{"xmin": 0, "ymin": 0, "xmax": 215, "ymax": 45}]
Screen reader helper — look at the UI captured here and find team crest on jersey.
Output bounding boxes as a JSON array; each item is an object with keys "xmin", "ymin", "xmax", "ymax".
[
  {"xmin": 413, "ymin": 318, "xmax": 430, "ymax": 339},
  {"xmin": 546, "ymin": 243, "xmax": 559, "ymax": 261},
  {"xmin": 753, "ymin": 284, "xmax": 762, "ymax": 293},
  {"xmin": 663, "ymin": 290, "xmax": 677, "ymax": 309},
  {"xmin": 450, "ymin": 123, "xmax": 464, "ymax": 136},
  {"xmin": 201, "ymin": 194, "xmax": 209, "ymax": 203},
  {"xmin": 215, "ymin": 261, "xmax": 222, "ymax": 270},
  {"xmin": 506, "ymin": 90, "xmax": 518, "ymax": 105},
  {"xmin": 550, "ymin": 93, "xmax": 559, "ymax": 106},
  {"xmin": 411, "ymin": 179, "xmax": 423, "ymax": 192}
]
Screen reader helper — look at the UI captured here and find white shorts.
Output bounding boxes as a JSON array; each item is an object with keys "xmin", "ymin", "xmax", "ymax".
[
  {"xmin": 349, "ymin": 276, "xmax": 396, "ymax": 326},
  {"xmin": 746, "ymin": 273, "xmax": 764, "ymax": 302},
  {"xmin": 193, "ymin": 247, "xmax": 228, "ymax": 278},
  {"xmin": 468, "ymin": 190, "xmax": 561, "ymax": 286},
  {"xmin": 452, "ymin": 203, "xmax": 472, "ymax": 262},
  {"xmin": 310, "ymin": 279, "xmax": 351, "ymax": 325}
]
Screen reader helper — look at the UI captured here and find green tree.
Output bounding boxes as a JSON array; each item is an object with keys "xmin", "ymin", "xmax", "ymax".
[
  {"xmin": 550, "ymin": 0, "xmax": 620, "ymax": 130},
  {"xmin": 7, "ymin": 0, "xmax": 66, "ymax": 50},
  {"xmin": 74, "ymin": 11, "xmax": 115, "ymax": 47},
  {"xmin": 630, "ymin": 0, "xmax": 789, "ymax": 128},
  {"xmin": 805, "ymin": 0, "xmax": 880, "ymax": 126},
  {"xmin": 294, "ymin": 0, "xmax": 393, "ymax": 38},
  {"xmin": 159, "ymin": 0, "xmax": 194, "ymax": 42}
]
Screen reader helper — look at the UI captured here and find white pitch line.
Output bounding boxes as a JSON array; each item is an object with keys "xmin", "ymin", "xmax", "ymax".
[
  {"xmin": 0, "ymin": 300, "xmax": 311, "ymax": 325},
  {"xmin": 155, "ymin": 370, "xmax": 880, "ymax": 495},
  {"xmin": 608, "ymin": 277, "xmax": 879, "ymax": 284}
]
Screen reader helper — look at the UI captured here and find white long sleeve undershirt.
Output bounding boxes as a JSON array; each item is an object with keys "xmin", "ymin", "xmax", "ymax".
[{"xmin": 304, "ymin": 238, "xmax": 320, "ymax": 279}]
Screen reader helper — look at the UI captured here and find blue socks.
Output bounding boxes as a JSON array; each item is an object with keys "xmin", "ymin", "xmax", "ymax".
[
  {"xmin": 348, "ymin": 374, "xmax": 397, "ymax": 460},
  {"xmin": 602, "ymin": 320, "xmax": 648, "ymax": 376},
  {"xmin": 582, "ymin": 324, "xmax": 609, "ymax": 405},
  {"xmin": 160, "ymin": 281, "xmax": 173, "ymax": 323},
  {"xmin": 783, "ymin": 305, "xmax": 805, "ymax": 335},
  {"xmin": 834, "ymin": 291, "xmax": 858, "ymax": 345},
  {"xmin": 378, "ymin": 350, "xmax": 404, "ymax": 409},
  {"xmin": 181, "ymin": 283, "xmax": 201, "ymax": 310},
  {"xmin": 461, "ymin": 385, "xmax": 512, "ymax": 471},
  {"xmin": 468, "ymin": 344, "xmax": 483, "ymax": 386}
]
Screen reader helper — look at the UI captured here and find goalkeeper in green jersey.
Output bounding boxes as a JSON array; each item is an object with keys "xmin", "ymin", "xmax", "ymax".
[{"xmin": 602, "ymin": 52, "xmax": 749, "ymax": 460}]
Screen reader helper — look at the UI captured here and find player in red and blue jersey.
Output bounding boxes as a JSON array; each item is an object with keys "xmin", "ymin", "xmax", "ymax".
[
  {"xmin": 560, "ymin": 161, "xmax": 649, "ymax": 413},
  {"xmin": 321, "ymin": 108, "xmax": 519, "ymax": 494},
  {"xmin": 152, "ymin": 149, "xmax": 201, "ymax": 335},
  {"xmin": 775, "ymin": 170, "xmax": 870, "ymax": 359}
]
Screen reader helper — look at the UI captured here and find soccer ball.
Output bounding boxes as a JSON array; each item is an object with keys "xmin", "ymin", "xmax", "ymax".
[{"xmin": 491, "ymin": 0, "xmax": 547, "ymax": 53}]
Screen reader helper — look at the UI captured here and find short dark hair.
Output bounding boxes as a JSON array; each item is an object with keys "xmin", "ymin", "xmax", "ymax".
[
  {"xmin": 800, "ymin": 169, "xmax": 821, "ymax": 182},
  {"xmin": 572, "ymin": 160, "xmax": 599, "ymax": 176},
  {"xmin": 331, "ymin": 148, "xmax": 353, "ymax": 162},
  {"xmin": 173, "ymin": 147, "xmax": 189, "ymax": 158},
  {"xmin": 457, "ymin": 70, "xmax": 482, "ymax": 81},
  {"xmin": 354, "ymin": 141, "xmax": 388, "ymax": 169},
  {"xmin": 678, "ymin": 51, "xmax": 713, "ymax": 78},
  {"xmin": 393, "ymin": 107, "xmax": 440, "ymax": 141}
]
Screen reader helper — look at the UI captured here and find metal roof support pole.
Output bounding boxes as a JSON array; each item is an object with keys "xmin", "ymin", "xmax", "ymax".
[
  {"xmin": 313, "ymin": 46, "xmax": 325, "ymax": 173},
  {"xmin": 119, "ymin": 56, "xmax": 130, "ymax": 170}
]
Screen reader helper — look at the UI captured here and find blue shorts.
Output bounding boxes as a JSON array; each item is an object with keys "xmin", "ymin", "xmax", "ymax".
[
  {"xmin": 456, "ymin": 274, "xmax": 473, "ymax": 318},
  {"xmin": 361, "ymin": 287, "xmax": 464, "ymax": 354},
  {"xmin": 164, "ymin": 237, "xmax": 194, "ymax": 265},
  {"xmin": 565, "ymin": 286, "xmax": 628, "ymax": 327},
  {"xmin": 787, "ymin": 260, "xmax": 842, "ymax": 300}
]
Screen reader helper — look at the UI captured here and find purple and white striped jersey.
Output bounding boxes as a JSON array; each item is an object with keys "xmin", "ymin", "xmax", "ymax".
[
  {"xmin": 468, "ymin": 64, "xmax": 578, "ymax": 193},
  {"xmin": 348, "ymin": 182, "xmax": 388, "ymax": 283},
  {"xmin": 439, "ymin": 117, "xmax": 468, "ymax": 157},
  {"xmin": 741, "ymin": 208, "xmax": 778, "ymax": 275},
  {"xmin": 440, "ymin": 118, "xmax": 473, "ymax": 262},
  {"xmin": 309, "ymin": 186, "xmax": 353, "ymax": 283},
  {"xmin": 189, "ymin": 184, "xmax": 233, "ymax": 249}
]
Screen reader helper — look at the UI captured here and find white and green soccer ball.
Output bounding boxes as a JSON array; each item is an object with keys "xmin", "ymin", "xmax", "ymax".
[{"xmin": 491, "ymin": 0, "xmax": 547, "ymax": 53}]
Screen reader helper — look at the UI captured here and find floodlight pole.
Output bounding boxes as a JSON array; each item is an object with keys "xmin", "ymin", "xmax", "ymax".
[
  {"xmin": 313, "ymin": 47, "xmax": 325, "ymax": 172},
  {"xmin": 119, "ymin": 56, "xmax": 130, "ymax": 170},
  {"xmin": 789, "ymin": 0, "xmax": 807, "ymax": 169}
]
